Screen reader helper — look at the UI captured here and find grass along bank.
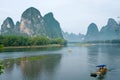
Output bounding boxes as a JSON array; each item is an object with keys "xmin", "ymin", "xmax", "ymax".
[{"xmin": 4, "ymin": 44, "xmax": 63, "ymax": 49}]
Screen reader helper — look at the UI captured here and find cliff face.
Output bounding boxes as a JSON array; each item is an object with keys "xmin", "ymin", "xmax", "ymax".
[
  {"xmin": 20, "ymin": 7, "xmax": 46, "ymax": 36},
  {"xmin": 1, "ymin": 17, "xmax": 15, "ymax": 35},
  {"xmin": 14, "ymin": 21, "xmax": 20, "ymax": 34},
  {"xmin": 44, "ymin": 12, "xmax": 63, "ymax": 38},
  {"xmin": 1, "ymin": 7, "xmax": 63, "ymax": 38}
]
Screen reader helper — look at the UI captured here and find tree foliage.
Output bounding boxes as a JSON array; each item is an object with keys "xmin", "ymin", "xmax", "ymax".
[
  {"xmin": 0, "ymin": 61, "xmax": 4, "ymax": 74},
  {"xmin": 0, "ymin": 35, "xmax": 67, "ymax": 47}
]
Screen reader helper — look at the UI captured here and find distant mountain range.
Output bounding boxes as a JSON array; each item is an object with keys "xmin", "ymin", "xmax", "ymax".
[
  {"xmin": 0, "ymin": 7, "xmax": 63, "ymax": 38},
  {"xmin": 84, "ymin": 18, "xmax": 120, "ymax": 41},
  {"xmin": 0, "ymin": 7, "xmax": 120, "ymax": 42},
  {"xmin": 62, "ymin": 32, "xmax": 84, "ymax": 42},
  {"xmin": 63, "ymin": 18, "xmax": 120, "ymax": 42}
]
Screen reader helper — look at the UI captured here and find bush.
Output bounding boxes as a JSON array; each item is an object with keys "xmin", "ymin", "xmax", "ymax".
[
  {"xmin": 0, "ymin": 61, "xmax": 4, "ymax": 74},
  {"xmin": 0, "ymin": 44, "xmax": 4, "ymax": 49},
  {"xmin": 0, "ymin": 35, "xmax": 67, "ymax": 46}
]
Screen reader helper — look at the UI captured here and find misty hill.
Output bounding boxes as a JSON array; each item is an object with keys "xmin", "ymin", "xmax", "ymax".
[
  {"xmin": 84, "ymin": 18, "xmax": 120, "ymax": 41},
  {"xmin": 1, "ymin": 7, "xmax": 63, "ymax": 38},
  {"xmin": 84, "ymin": 23, "xmax": 99, "ymax": 41},
  {"xmin": 1, "ymin": 17, "xmax": 15, "ymax": 35},
  {"xmin": 44, "ymin": 13, "xmax": 63, "ymax": 38},
  {"xmin": 63, "ymin": 32, "xmax": 84, "ymax": 42},
  {"xmin": 99, "ymin": 18, "xmax": 120, "ymax": 40}
]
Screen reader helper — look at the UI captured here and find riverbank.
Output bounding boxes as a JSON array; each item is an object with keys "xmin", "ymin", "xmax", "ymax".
[{"xmin": 4, "ymin": 44, "xmax": 64, "ymax": 49}]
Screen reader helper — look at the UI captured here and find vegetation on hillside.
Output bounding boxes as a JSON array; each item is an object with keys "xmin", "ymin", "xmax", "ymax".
[
  {"xmin": 84, "ymin": 39, "xmax": 120, "ymax": 44},
  {"xmin": 0, "ymin": 44, "xmax": 4, "ymax": 49}
]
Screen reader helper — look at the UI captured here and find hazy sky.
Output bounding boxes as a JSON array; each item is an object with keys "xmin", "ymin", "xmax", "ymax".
[{"xmin": 0, "ymin": 0, "xmax": 120, "ymax": 34}]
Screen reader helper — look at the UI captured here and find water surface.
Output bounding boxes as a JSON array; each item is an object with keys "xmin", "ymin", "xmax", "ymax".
[{"xmin": 0, "ymin": 43, "xmax": 120, "ymax": 80}]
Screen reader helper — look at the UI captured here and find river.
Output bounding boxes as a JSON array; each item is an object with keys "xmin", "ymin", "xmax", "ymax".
[{"xmin": 0, "ymin": 43, "xmax": 120, "ymax": 80}]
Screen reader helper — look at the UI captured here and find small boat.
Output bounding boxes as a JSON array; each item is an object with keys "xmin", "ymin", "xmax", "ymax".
[{"xmin": 90, "ymin": 64, "xmax": 107, "ymax": 77}]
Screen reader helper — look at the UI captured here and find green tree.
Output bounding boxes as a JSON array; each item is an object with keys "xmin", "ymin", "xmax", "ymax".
[{"xmin": 0, "ymin": 35, "xmax": 67, "ymax": 47}]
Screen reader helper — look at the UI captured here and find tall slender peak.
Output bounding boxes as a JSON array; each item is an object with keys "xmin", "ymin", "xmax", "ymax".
[
  {"xmin": 86, "ymin": 23, "xmax": 99, "ymax": 35},
  {"xmin": 16, "ymin": 21, "xmax": 20, "ymax": 26},
  {"xmin": 107, "ymin": 18, "xmax": 118, "ymax": 26},
  {"xmin": 88, "ymin": 23, "xmax": 98, "ymax": 30},
  {"xmin": 21, "ymin": 7, "xmax": 42, "ymax": 19},
  {"xmin": 43, "ymin": 12, "xmax": 55, "ymax": 22},
  {"xmin": 85, "ymin": 23, "xmax": 99, "ymax": 41},
  {"xmin": 1, "ymin": 17, "xmax": 15, "ymax": 35},
  {"xmin": 6, "ymin": 17, "xmax": 13, "ymax": 22},
  {"xmin": 19, "ymin": 7, "xmax": 46, "ymax": 36},
  {"xmin": 15, "ymin": 21, "xmax": 20, "ymax": 31},
  {"xmin": 43, "ymin": 12, "xmax": 63, "ymax": 38},
  {"xmin": 44, "ymin": 12, "xmax": 54, "ymax": 18},
  {"xmin": 1, "ymin": 17, "xmax": 14, "ymax": 29}
]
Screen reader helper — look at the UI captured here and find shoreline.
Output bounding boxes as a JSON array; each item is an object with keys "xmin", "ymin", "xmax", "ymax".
[{"xmin": 4, "ymin": 44, "xmax": 63, "ymax": 49}]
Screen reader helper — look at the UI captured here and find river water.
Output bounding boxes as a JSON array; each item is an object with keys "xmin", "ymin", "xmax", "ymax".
[{"xmin": 0, "ymin": 43, "xmax": 120, "ymax": 80}]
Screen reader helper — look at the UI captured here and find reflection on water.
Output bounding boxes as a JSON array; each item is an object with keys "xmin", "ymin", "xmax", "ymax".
[
  {"xmin": 86, "ymin": 45, "xmax": 99, "ymax": 67},
  {"xmin": 21, "ymin": 55, "xmax": 61, "ymax": 80},
  {"xmin": 0, "ymin": 44, "xmax": 120, "ymax": 80},
  {"xmin": 1, "ymin": 54, "xmax": 61, "ymax": 80},
  {"xmin": 86, "ymin": 44, "xmax": 120, "ymax": 80},
  {"xmin": 0, "ymin": 47, "xmax": 63, "ymax": 60}
]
